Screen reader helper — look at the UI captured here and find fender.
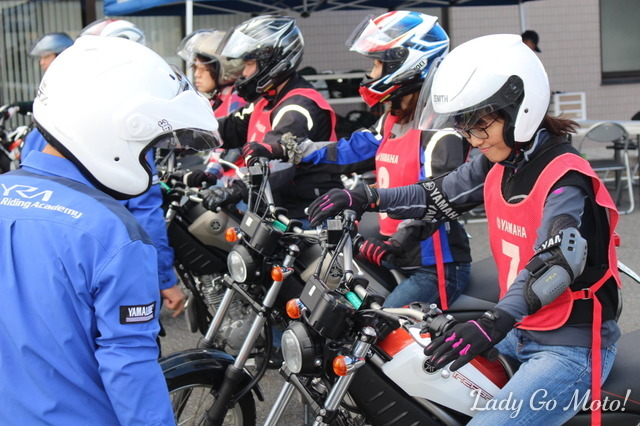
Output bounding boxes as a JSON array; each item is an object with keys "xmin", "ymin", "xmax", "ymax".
[{"xmin": 160, "ymin": 348, "xmax": 264, "ymax": 401}]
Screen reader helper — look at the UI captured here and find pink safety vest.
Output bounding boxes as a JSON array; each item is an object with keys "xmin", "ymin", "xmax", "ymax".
[
  {"xmin": 376, "ymin": 114, "xmax": 452, "ymax": 309},
  {"xmin": 484, "ymin": 152, "xmax": 620, "ymax": 425}
]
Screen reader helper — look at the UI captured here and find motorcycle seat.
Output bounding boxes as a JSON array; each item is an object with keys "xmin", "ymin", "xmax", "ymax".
[
  {"xmin": 600, "ymin": 329, "xmax": 640, "ymax": 414},
  {"xmin": 446, "ymin": 257, "xmax": 500, "ymax": 315}
]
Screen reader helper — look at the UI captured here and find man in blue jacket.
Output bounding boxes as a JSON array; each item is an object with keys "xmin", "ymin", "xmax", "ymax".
[
  {"xmin": 20, "ymin": 20, "xmax": 187, "ymax": 317},
  {"xmin": 22, "ymin": 131, "xmax": 185, "ymax": 315},
  {"xmin": 0, "ymin": 36, "xmax": 219, "ymax": 424}
]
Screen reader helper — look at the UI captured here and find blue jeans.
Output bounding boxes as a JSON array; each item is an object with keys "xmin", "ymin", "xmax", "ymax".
[
  {"xmin": 469, "ymin": 329, "xmax": 617, "ymax": 425},
  {"xmin": 382, "ymin": 262, "xmax": 470, "ymax": 308}
]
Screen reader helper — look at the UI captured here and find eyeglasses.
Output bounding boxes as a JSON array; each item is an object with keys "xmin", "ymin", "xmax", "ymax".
[{"xmin": 454, "ymin": 117, "xmax": 498, "ymax": 140}]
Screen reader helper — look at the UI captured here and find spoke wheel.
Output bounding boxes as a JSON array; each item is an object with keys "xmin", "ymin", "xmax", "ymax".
[{"xmin": 168, "ymin": 379, "xmax": 255, "ymax": 426}]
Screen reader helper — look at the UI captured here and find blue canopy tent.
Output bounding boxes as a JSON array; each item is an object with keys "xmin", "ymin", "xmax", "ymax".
[
  {"xmin": 104, "ymin": 0, "xmax": 539, "ymax": 36},
  {"xmin": 104, "ymin": 0, "xmax": 536, "ymax": 16}
]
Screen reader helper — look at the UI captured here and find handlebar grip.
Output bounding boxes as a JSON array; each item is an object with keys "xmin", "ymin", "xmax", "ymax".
[{"xmin": 480, "ymin": 347, "xmax": 499, "ymax": 362}]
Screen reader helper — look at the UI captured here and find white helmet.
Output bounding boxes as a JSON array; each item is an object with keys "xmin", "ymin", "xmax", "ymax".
[
  {"xmin": 177, "ymin": 29, "xmax": 244, "ymax": 87},
  {"xmin": 79, "ymin": 18, "xmax": 146, "ymax": 45},
  {"xmin": 33, "ymin": 36, "xmax": 219, "ymax": 199},
  {"xmin": 416, "ymin": 34, "xmax": 550, "ymax": 147}
]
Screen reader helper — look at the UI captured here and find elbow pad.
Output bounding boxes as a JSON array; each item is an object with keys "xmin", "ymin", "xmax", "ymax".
[
  {"xmin": 418, "ymin": 178, "xmax": 462, "ymax": 222},
  {"xmin": 524, "ymin": 227, "xmax": 588, "ymax": 314}
]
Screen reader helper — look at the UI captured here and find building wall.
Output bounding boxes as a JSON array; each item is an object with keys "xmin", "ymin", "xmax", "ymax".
[
  {"xmin": 447, "ymin": 0, "xmax": 640, "ymax": 121},
  {"xmin": 3, "ymin": 0, "xmax": 639, "ymax": 121}
]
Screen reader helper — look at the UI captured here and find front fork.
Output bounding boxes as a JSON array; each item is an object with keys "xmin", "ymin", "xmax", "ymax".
[
  {"xmin": 205, "ymin": 244, "xmax": 300, "ymax": 426},
  {"xmin": 265, "ymin": 327, "xmax": 377, "ymax": 426}
]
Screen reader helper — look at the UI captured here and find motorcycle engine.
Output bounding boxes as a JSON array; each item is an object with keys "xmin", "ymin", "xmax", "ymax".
[
  {"xmin": 191, "ymin": 274, "xmax": 259, "ymax": 356},
  {"xmin": 214, "ymin": 297, "xmax": 258, "ymax": 356}
]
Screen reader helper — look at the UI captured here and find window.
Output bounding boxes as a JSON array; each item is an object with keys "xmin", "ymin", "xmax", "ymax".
[{"xmin": 600, "ymin": 0, "xmax": 640, "ymax": 84}]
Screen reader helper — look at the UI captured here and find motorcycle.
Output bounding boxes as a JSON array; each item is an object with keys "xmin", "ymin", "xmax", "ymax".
[
  {"xmin": 158, "ymin": 151, "xmax": 246, "ymax": 344},
  {"xmin": 265, "ymin": 210, "xmax": 640, "ymax": 426},
  {"xmin": 159, "ymin": 159, "xmax": 398, "ymax": 425},
  {"xmin": 0, "ymin": 104, "xmax": 31, "ymax": 173}
]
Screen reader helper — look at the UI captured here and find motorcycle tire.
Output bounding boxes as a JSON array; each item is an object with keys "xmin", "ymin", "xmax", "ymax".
[{"xmin": 167, "ymin": 371, "xmax": 256, "ymax": 426}]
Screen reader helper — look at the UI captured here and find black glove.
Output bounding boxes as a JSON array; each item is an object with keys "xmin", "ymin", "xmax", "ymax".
[
  {"xmin": 201, "ymin": 179, "xmax": 248, "ymax": 211},
  {"xmin": 423, "ymin": 308, "xmax": 515, "ymax": 371},
  {"xmin": 308, "ymin": 184, "xmax": 379, "ymax": 228},
  {"xmin": 360, "ymin": 238, "xmax": 404, "ymax": 266},
  {"xmin": 242, "ymin": 141, "xmax": 284, "ymax": 166},
  {"xmin": 168, "ymin": 170, "xmax": 217, "ymax": 188}
]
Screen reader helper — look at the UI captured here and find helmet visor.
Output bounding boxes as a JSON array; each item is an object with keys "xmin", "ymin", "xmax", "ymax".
[
  {"xmin": 219, "ymin": 25, "xmax": 284, "ymax": 61},
  {"xmin": 171, "ymin": 64, "xmax": 200, "ymax": 94},
  {"xmin": 177, "ymin": 30, "xmax": 223, "ymax": 64},
  {"xmin": 346, "ymin": 15, "xmax": 410, "ymax": 62},
  {"xmin": 415, "ymin": 60, "xmax": 524, "ymax": 132},
  {"xmin": 150, "ymin": 127, "xmax": 220, "ymax": 151}
]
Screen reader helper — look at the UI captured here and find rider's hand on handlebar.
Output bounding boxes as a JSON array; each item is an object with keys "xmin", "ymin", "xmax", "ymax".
[
  {"xmin": 360, "ymin": 238, "xmax": 404, "ymax": 266},
  {"xmin": 423, "ymin": 308, "xmax": 515, "ymax": 371},
  {"xmin": 201, "ymin": 179, "xmax": 248, "ymax": 211},
  {"xmin": 167, "ymin": 169, "xmax": 218, "ymax": 188},
  {"xmin": 308, "ymin": 184, "xmax": 379, "ymax": 228},
  {"xmin": 242, "ymin": 141, "xmax": 284, "ymax": 166}
]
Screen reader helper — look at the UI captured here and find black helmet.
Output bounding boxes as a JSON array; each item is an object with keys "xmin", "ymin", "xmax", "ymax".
[{"xmin": 219, "ymin": 15, "xmax": 304, "ymax": 102}]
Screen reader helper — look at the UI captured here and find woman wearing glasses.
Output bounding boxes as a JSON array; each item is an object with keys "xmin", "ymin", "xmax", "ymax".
[{"xmin": 308, "ymin": 34, "xmax": 620, "ymax": 424}]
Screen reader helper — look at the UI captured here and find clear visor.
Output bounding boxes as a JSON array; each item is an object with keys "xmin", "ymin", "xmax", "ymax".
[
  {"xmin": 414, "ymin": 59, "xmax": 520, "ymax": 132},
  {"xmin": 142, "ymin": 66, "xmax": 220, "ymax": 151},
  {"xmin": 219, "ymin": 26, "xmax": 281, "ymax": 60},
  {"xmin": 150, "ymin": 127, "xmax": 221, "ymax": 152},
  {"xmin": 346, "ymin": 15, "xmax": 408, "ymax": 62},
  {"xmin": 170, "ymin": 64, "xmax": 199, "ymax": 94},
  {"xmin": 177, "ymin": 30, "xmax": 223, "ymax": 64}
]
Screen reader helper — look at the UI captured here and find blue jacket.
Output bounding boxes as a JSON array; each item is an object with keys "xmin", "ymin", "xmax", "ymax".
[
  {"xmin": 0, "ymin": 151, "xmax": 174, "ymax": 424},
  {"xmin": 22, "ymin": 130, "xmax": 178, "ymax": 289}
]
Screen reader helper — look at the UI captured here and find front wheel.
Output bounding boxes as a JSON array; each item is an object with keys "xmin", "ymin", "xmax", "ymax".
[{"xmin": 168, "ymin": 372, "xmax": 256, "ymax": 426}]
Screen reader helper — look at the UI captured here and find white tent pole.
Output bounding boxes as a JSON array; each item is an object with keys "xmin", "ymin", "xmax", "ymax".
[
  {"xmin": 519, "ymin": 0, "xmax": 526, "ymax": 32},
  {"xmin": 186, "ymin": 0, "xmax": 193, "ymax": 37}
]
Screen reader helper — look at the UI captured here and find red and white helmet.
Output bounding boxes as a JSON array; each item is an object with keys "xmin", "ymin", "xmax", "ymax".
[
  {"xmin": 346, "ymin": 11, "xmax": 449, "ymax": 107},
  {"xmin": 79, "ymin": 18, "xmax": 146, "ymax": 45}
]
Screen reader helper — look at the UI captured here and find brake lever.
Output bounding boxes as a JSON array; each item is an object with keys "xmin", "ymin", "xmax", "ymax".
[{"xmin": 407, "ymin": 325, "xmax": 430, "ymax": 348}]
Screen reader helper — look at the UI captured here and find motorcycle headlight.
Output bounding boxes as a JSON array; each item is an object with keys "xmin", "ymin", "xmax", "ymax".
[
  {"xmin": 281, "ymin": 322, "xmax": 319, "ymax": 375},
  {"xmin": 227, "ymin": 245, "xmax": 257, "ymax": 283}
]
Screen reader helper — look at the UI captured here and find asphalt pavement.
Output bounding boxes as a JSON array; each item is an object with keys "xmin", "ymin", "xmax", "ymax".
[{"xmin": 159, "ymin": 190, "xmax": 640, "ymax": 425}]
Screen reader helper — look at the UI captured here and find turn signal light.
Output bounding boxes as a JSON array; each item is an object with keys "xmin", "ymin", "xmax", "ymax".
[
  {"xmin": 333, "ymin": 355, "xmax": 350, "ymax": 377},
  {"xmin": 225, "ymin": 227, "xmax": 238, "ymax": 242},
  {"xmin": 286, "ymin": 299, "xmax": 302, "ymax": 319},
  {"xmin": 271, "ymin": 266, "xmax": 284, "ymax": 282}
]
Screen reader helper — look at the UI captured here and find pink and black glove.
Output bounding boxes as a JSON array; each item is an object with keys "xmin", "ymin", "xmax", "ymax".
[
  {"xmin": 423, "ymin": 308, "xmax": 515, "ymax": 371},
  {"xmin": 360, "ymin": 238, "xmax": 404, "ymax": 266},
  {"xmin": 307, "ymin": 184, "xmax": 379, "ymax": 228},
  {"xmin": 242, "ymin": 141, "xmax": 284, "ymax": 166}
]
